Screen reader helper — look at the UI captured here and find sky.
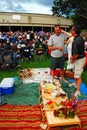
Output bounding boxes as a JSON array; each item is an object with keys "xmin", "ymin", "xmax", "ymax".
[{"xmin": 0, "ymin": 0, "xmax": 54, "ymax": 15}]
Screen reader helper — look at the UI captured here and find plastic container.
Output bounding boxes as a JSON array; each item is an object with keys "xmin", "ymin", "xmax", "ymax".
[
  {"xmin": 85, "ymin": 51, "xmax": 87, "ymax": 67},
  {"xmin": 0, "ymin": 78, "xmax": 15, "ymax": 95},
  {"xmin": 50, "ymin": 69, "xmax": 60, "ymax": 76}
]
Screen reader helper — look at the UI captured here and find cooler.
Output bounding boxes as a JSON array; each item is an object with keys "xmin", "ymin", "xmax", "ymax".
[
  {"xmin": 0, "ymin": 78, "xmax": 15, "ymax": 95},
  {"xmin": 85, "ymin": 51, "xmax": 87, "ymax": 67},
  {"xmin": 50, "ymin": 69, "xmax": 60, "ymax": 76}
]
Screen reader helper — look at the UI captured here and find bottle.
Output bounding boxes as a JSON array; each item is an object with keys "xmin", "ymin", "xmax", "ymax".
[{"xmin": 0, "ymin": 93, "xmax": 2, "ymax": 106}]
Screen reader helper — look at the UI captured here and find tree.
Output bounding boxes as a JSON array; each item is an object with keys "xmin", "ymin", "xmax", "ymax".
[{"xmin": 52, "ymin": 0, "xmax": 87, "ymax": 29}]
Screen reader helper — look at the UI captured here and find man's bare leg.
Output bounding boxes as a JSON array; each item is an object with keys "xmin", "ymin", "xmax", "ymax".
[
  {"xmin": 60, "ymin": 69, "xmax": 68, "ymax": 83},
  {"xmin": 51, "ymin": 69, "xmax": 55, "ymax": 81}
]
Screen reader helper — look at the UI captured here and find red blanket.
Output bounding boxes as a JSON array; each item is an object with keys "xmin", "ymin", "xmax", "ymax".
[
  {"xmin": 0, "ymin": 104, "xmax": 42, "ymax": 130},
  {"xmin": 0, "ymin": 100, "xmax": 87, "ymax": 130}
]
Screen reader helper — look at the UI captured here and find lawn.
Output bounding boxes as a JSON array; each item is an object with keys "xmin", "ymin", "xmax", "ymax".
[{"xmin": 0, "ymin": 55, "xmax": 87, "ymax": 85}]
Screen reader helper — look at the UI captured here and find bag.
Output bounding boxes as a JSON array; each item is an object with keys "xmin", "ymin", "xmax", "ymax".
[
  {"xmin": 67, "ymin": 61, "xmax": 74, "ymax": 70},
  {"xmin": 64, "ymin": 70, "xmax": 74, "ymax": 79},
  {"xmin": 4, "ymin": 54, "xmax": 12, "ymax": 64}
]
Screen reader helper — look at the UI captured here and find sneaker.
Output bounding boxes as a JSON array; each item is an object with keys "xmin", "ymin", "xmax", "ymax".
[
  {"xmin": 69, "ymin": 82, "xmax": 77, "ymax": 88},
  {"xmin": 74, "ymin": 91, "xmax": 81, "ymax": 97}
]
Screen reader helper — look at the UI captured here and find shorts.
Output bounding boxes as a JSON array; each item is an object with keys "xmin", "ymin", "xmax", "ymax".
[
  {"xmin": 74, "ymin": 57, "xmax": 86, "ymax": 78},
  {"xmin": 50, "ymin": 56, "xmax": 64, "ymax": 70}
]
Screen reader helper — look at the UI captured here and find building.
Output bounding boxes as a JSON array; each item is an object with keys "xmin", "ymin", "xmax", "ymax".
[{"xmin": 0, "ymin": 12, "xmax": 73, "ymax": 32}]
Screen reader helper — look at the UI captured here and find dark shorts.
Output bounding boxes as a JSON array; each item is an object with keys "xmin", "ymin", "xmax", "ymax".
[{"xmin": 50, "ymin": 56, "xmax": 64, "ymax": 70}]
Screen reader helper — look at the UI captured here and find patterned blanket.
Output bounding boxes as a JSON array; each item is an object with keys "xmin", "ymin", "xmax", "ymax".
[
  {"xmin": 64, "ymin": 100, "xmax": 87, "ymax": 130},
  {"xmin": 0, "ymin": 100, "xmax": 87, "ymax": 130},
  {"xmin": 0, "ymin": 104, "xmax": 42, "ymax": 130}
]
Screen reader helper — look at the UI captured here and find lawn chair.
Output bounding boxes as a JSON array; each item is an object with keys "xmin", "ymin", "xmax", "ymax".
[
  {"xmin": 21, "ymin": 46, "xmax": 34, "ymax": 61},
  {"xmin": 34, "ymin": 48, "xmax": 45, "ymax": 61}
]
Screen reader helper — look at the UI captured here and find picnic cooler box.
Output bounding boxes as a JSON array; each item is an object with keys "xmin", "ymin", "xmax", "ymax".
[
  {"xmin": 0, "ymin": 78, "xmax": 15, "ymax": 95},
  {"xmin": 85, "ymin": 51, "xmax": 87, "ymax": 67},
  {"xmin": 50, "ymin": 69, "xmax": 60, "ymax": 76}
]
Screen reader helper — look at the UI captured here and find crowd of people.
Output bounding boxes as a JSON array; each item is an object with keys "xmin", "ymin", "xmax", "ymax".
[{"xmin": 0, "ymin": 30, "xmax": 52, "ymax": 69}]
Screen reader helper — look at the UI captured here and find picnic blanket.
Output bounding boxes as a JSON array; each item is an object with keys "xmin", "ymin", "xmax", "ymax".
[
  {"xmin": 0, "ymin": 100, "xmax": 87, "ymax": 130},
  {"xmin": 2, "ymin": 67, "xmax": 87, "ymax": 105}
]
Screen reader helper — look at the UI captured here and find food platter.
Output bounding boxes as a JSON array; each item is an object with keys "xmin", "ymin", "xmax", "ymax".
[
  {"xmin": 39, "ymin": 80, "xmax": 68, "ymax": 111},
  {"xmin": 18, "ymin": 68, "xmax": 33, "ymax": 79}
]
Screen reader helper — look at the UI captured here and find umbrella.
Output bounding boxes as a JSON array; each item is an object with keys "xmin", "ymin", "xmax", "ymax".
[{"xmin": 38, "ymin": 31, "xmax": 45, "ymax": 36}]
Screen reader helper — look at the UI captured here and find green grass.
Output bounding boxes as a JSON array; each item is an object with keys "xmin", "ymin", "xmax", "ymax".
[
  {"xmin": 82, "ymin": 70, "xmax": 87, "ymax": 85},
  {"xmin": 0, "ymin": 55, "xmax": 87, "ymax": 85}
]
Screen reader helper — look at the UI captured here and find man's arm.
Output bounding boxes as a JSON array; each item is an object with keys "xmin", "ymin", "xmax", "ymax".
[
  {"xmin": 61, "ymin": 30, "xmax": 72, "ymax": 37},
  {"xmin": 70, "ymin": 54, "xmax": 78, "ymax": 63},
  {"xmin": 48, "ymin": 45, "xmax": 63, "ymax": 51}
]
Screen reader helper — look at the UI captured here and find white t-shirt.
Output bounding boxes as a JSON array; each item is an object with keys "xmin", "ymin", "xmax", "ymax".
[
  {"xmin": 67, "ymin": 36, "xmax": 74, "ymax": 70},
  {"xmin": 48, "ymin": 33, "xmax": 66, "ymax": 57},
  {"xmin": 67, "ymin": 36, "xmax": 74, "ymax": 61}
]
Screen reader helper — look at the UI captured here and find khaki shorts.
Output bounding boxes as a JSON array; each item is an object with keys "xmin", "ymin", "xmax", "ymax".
[{"xmin": 74, "ymin": 57, "xmax": 86, "ymax": 78}]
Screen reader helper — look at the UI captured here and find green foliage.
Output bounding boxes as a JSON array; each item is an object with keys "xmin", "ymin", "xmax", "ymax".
[
  {"xmin": 52, "ymin": 0, "xmax": 73, "ymax": 17},
  {"xmin": 82, "ymin": 70, "xmax": 87, "ymax": 85},
  {"xmin": 52, "ymin": 0, "xmax": 87, "ymax": 29}
]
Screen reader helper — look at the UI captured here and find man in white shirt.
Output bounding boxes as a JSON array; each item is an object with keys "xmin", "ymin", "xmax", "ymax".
[{"xmin": 48, "ymin": 24, "xmax": 67, "ymax": 82}]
